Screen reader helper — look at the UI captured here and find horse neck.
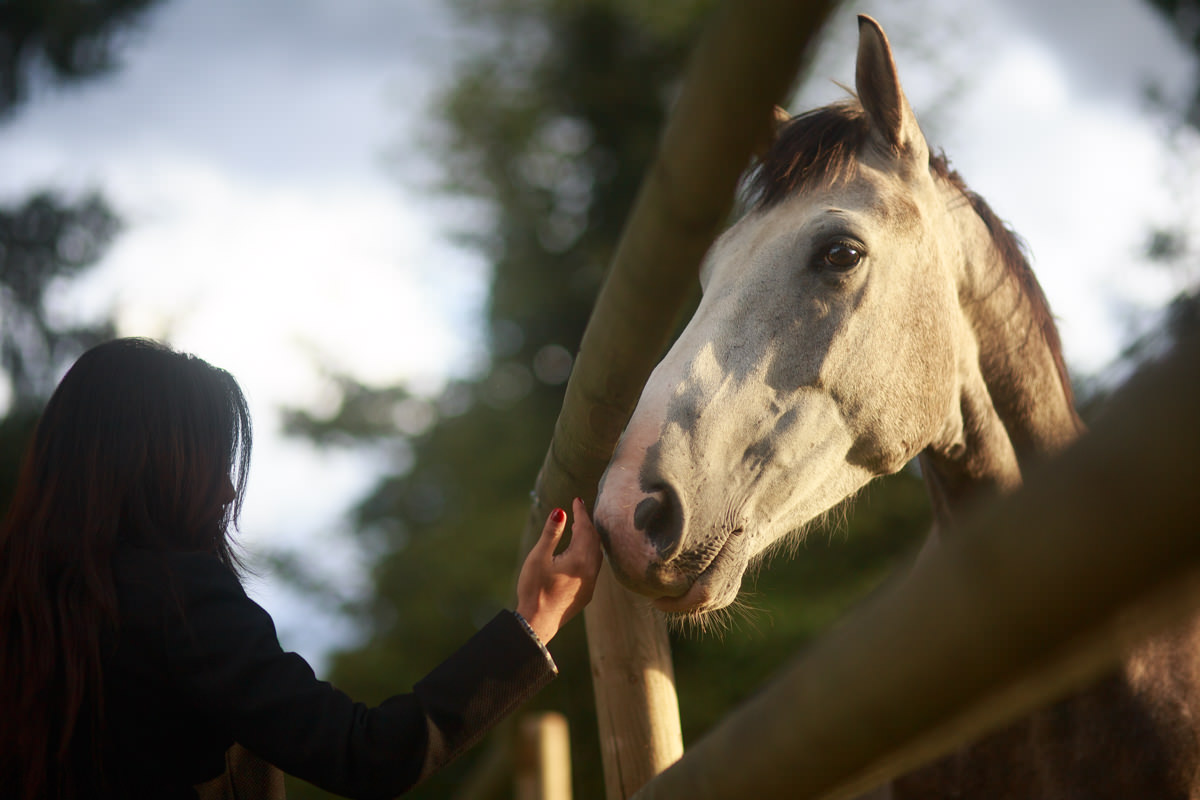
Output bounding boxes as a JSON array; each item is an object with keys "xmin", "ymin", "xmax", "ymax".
[{"xmin": 920, "ymin": 180, "xmax": 1084, "ymax": 528}]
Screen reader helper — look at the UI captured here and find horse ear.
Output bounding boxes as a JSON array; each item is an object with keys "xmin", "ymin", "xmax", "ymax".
[{"xmin": 855, "ymin": 15, "xmax": 928, "ymax": 164}]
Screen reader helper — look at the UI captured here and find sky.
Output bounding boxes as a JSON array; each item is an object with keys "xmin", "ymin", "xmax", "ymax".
[{"xmin": 0, "ymin": 0, "xmax": 1196, "ymax": 669}]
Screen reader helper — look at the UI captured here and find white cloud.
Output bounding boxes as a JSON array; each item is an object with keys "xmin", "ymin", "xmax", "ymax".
[{"xmin": 43, "ymin": 152, "xmax": 486, "ymax": 395}]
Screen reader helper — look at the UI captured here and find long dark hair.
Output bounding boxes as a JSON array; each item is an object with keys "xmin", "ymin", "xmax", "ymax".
[{"xmin": 0, "ymin": 337, "xmax": 252, "ymax": 799}]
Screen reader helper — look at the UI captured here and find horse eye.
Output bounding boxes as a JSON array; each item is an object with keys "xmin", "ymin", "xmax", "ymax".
[{"xmin": 821, "ymin": 242, "xmax": 863, "ymax": 270}]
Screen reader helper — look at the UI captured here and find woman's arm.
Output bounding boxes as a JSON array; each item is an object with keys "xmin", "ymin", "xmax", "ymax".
[{"xmin": 149, "ymin": 504, "xmax": 601, "ymax": 798}]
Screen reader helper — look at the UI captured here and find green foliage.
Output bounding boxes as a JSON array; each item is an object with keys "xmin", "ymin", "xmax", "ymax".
[
  {"xmin": 283, "ymin": 1, "xmax": 930, "ymax": 797},
  {"xmin": 313, "ymin": 0, "xmax": 718, "ymax": 667},
  {"xmin": 284, "ymin": 3, "xmax": 721, "ymax": 796}
]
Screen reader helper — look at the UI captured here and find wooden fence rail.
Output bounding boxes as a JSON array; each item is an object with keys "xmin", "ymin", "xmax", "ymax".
[{"xmin": 630, "ymin": 330, "xmax": 1200, "ymax": 800}]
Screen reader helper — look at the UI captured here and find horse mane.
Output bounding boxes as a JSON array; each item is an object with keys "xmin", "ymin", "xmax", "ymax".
[
  {"xmin": 747, "ymin": 100, "xmax": 870, "ymax": 207},
  {"xmin": 746, "ymin": 100, "xmax": 1075, "ymax": 410}
]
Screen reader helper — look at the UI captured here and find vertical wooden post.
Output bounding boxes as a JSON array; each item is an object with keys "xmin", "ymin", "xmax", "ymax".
[
  {"xmin": 515, "ymin": 712, "xmax": 573, "ymax": 800},
  {"xmin": 520, "ymin": 2, "xmax": 838, "ymax": 797},
  {"xmin": 583, "ymin": 567, "xmax": 682, "ymax": 795}
]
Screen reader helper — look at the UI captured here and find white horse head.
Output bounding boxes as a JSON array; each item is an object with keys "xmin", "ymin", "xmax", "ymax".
[{"xmin": 593, "ymin": 15, "xmax": 1078, "ymax": 617}]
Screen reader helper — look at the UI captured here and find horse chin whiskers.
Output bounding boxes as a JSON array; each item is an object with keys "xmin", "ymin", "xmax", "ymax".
[
  {"xmin": 754, "ymin": 488, "xmax": 862, "ymax": 570},
  {"xmin": 668, "ymin": 495, "xmax": 867, "ymax": 641},
  {"xmin": 813, "ymin": 490, "xmax": 859, "ymax": 543},
  {"xmin": 661, "ymin": 594, "xmax": 764, "ymax": 640}
]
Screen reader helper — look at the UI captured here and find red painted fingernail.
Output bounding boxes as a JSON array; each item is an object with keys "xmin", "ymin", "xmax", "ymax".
[{"xmin": 551, "ymin": 508, "xmax": 566, "ymax": 523}]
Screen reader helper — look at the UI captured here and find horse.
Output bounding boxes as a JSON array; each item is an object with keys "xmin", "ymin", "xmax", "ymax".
[{"xmin": 592, "ymin": 15, "xmax": 1200, "ymax": 799}]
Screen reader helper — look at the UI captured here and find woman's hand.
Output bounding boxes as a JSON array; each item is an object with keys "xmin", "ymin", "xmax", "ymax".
[{"xmin": 516, "ymin": 498, "xmax": 604, "ymax": 644}]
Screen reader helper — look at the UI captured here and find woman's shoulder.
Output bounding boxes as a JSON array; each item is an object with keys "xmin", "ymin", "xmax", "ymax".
[
  {"xmin": 113, "ymin": 546, "xmax": 245, "ymax": 610},
  {"xmin": 114, "ymin": 544, "xmax": 234, "ymax": 576}
]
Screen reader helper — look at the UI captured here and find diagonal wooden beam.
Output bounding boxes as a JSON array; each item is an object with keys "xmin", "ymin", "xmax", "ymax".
[
  {"xmin": 519, "ymin": 2, "xmax": 840, "ymax": 797},
  {"xmin": 630, "ymin": 331, "xmax": 1200, "ymax": 800}
]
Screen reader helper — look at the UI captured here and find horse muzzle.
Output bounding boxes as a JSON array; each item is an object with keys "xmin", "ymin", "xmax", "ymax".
[{"xmin": 595, "ymin": 458, "xmax": 747, "ymax": 613}]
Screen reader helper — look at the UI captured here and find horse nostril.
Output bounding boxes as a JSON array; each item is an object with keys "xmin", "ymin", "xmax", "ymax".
[{"xmin": 634, "ymin": 483, "xmax": 684, "ymax": 558}]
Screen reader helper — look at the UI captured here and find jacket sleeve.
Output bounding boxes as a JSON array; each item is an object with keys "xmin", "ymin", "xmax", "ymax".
[{"xmin": 163, "ymin": 552, "xmax": 557, "ymax": 799}]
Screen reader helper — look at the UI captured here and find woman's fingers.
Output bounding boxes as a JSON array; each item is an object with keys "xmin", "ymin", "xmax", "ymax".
[
  {"xmin": 569, "ymin": 498, "xmax": 592, "ymax": 541},
  {"xmin": 534, "ymin": 506, "xmax": 568, "ymax": 557},
  {"xmin": 536, "ymin": 500, "xmax": 593, "ymax": 552},
  {"xmin": 567, "ymin": 498, "xmax": 603, "ymax": 570},
  {"xmin": 531, "ymin": 499, "xmax": 602, "ymax": 581}
]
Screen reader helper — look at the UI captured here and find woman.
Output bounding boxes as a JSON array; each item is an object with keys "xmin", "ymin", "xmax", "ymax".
[{"xmin": 0, "ymin": 338, "xmax": 603, "ymax": 799}]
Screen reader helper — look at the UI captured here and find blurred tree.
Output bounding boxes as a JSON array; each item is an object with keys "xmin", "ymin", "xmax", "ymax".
[
  {"xmin": 0, "ymin": 191, "xmax": 119, "ymax": 405},
  {"xmin": 0, "ymin": 0, "xmax": 164, "ymax": 508},
  {"xmin": 281, "ymin": 2, "xmax": 932, "ymax": 799},
  {"xmin": 287, "ymin": 2, "xmax": 1200, "ymax": 799},
  {"xmin": 282, "ymin": 2, "xmax": 712, "ymax": 797},
  {"xmin": 1145, "ymin": 0, "xmax": 1200, "ymax": 127},
  {"xmin": 0, "ymin": 0, "xmax": 162, "ymax": 117}
]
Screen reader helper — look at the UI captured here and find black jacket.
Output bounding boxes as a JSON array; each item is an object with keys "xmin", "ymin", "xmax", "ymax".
[{"xmin": 103, "ymin": 547, "xmax": 556, "ymax": 799}]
